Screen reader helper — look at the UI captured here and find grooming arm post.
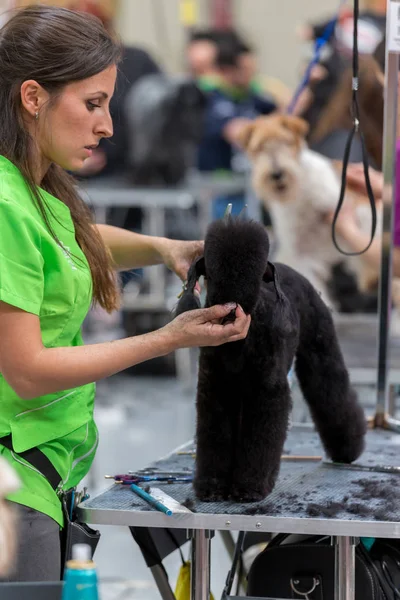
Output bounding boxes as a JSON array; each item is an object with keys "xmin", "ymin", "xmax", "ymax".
[
  {"xmin": 334, "ymin": 537, "xmax": 357, "ymax": 600},
  {"xmin": 190, "ymin": 529, "xmax": 213, "ymax": 600},
  {"xmin": 375, "ymin": 1, "xmax": 399, "ymax": 429}
]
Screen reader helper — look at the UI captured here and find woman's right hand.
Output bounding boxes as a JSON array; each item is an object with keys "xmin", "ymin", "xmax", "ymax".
[
  {"xmin": 163, "ymin": 303, "xmax": 251, "ymax": 349},
  {"xmin": 346, "ymin": 164, "xmax": 383, "ymax": 199}
]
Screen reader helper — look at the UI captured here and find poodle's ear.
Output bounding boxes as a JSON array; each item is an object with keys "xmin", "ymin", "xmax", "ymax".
[
  {"xmin": 236, "ymin": 121, "xmax": 256, "ymax": 152},
  {"xmin": 280, "ymin": 115, "xmax": 309, "ymax": 139},
  {"xmin": 174, "ymin": 257, "xmax": 205, "ymax": 317},
  {"xmin": 188, "ymin": 256, "xmax": 206, "ymax": 281},
  {"xmin": 263, "ymin": 261, "xmax": 295, "ymax": 336},
  {"xmin": 263, "ymin": 262, "xmax": 275, "ymax": 285},
  {"xmin": 263, "ymin": 261, "xmax": 282, "ymax": 298}
]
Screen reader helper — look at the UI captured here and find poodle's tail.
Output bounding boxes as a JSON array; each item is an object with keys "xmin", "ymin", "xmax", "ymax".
[{"xmin": 295, "ymin": 288, "xmax": 367, "ymax": 463}]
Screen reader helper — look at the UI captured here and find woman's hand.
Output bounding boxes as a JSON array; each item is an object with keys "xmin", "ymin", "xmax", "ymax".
[
  {"xmin": 346, "ymin": 164, "xmax": 383, "ymax": 198},
  {"xmin": 162, "ymin": 303, "xmax": 251, "ymax": 349},
  {"xmin": 325, "ymin": 202, "xmax": 359, "ymax": 238},
  {"xmin": 160, "ymin": 239, "xmax": 204, "ymax": 282}
]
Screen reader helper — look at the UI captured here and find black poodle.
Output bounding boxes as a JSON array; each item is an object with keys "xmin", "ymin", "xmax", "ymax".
[{"xmin": 175, "ymin": 217, "xmax": 367, "ymax": 502}]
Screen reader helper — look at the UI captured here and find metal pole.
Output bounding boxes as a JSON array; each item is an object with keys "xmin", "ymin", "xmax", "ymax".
[
  {"xmin": 190, "ymin": 530, "xmax": 212, "ymax": 600},
  {"xmin": 375, "ymin": 0, "xmax": 399, "ymax": 425},
  {"xmin": 149, "ymin": 565, "xmax": 177, "ymax": 600},
  {"xmin": 334, "ymin": 537, "xmax": 356, "ymax": 600}
]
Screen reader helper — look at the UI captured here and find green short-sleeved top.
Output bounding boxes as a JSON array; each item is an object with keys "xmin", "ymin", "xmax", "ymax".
[{"xmin": 0, "ymin": 155, "xmax": 98, "ymax": 527}]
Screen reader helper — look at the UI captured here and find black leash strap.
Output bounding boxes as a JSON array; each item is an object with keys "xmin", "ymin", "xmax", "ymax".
[
  {"xmin": 0, "ymin": 434, "xmax": 62, "ymax": 491},
  {"xmin": 332, "ymin": 0, "xmax": 377, "ymax": 256},
  {"xmin": 221, "ymin": 531, "xmax": 245, "ymax": 599}
]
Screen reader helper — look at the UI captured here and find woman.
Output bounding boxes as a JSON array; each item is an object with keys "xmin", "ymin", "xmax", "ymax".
[{"xmin": 0, "ymin": 5, "xmax": 251, "ymax": 582}]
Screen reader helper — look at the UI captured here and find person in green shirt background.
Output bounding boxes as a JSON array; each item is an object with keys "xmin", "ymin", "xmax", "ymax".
[{"xmin": 0, "ymin": 5, "xmax": 251, "ymax": 583}]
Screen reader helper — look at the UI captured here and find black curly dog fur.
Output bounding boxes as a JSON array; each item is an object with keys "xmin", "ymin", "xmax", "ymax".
[{"xmin": 175, "ymin": 217, "xmax": 367, "ymax": 503}]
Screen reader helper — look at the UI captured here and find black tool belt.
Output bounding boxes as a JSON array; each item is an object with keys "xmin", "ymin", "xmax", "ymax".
[
  {"xmin": 0, "ymin": 434, "xmax": 61, "ymax": 490},
  {"xmin": 0, "ymin": 433, "xmax": 100, "ymax": 578}
]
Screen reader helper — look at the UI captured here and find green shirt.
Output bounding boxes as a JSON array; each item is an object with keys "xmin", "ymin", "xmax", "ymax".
[{"xmin": 0, "ymin": 155, "xmax": 98, "ymax": 527}]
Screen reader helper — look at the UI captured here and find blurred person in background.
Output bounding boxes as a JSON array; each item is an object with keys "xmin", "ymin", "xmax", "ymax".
[
  {"xmin": 187, "ymin": 28, "xmax": 218, "ymax": 79},
  {"xmin": 326, "ymin": 163, "xmax": 400, "ymax": 280},
  {"xmin": 69, "ymin": 0, "xmax": 164, "ymax": 303},
  {"xmin": 196, "ymin": 33, "xmax": 277, "ymax": 219},
  {"xmin": 309, "ymin": 54, "xmax": 384, "ymax": 168},
  {"xmin": 187, "ymin": 27, "xmax": 289, "ymax": 107},
  {"xmin": 325, "ymin": 34, "xmax": 400, "ymax": 280},
  {"xmin": 296, "ymin": 3, "xmax": 385, "ymax": 136},
  {"xmin": 69, "ymin": 0, "xmax": 162, "ymax": 180}
]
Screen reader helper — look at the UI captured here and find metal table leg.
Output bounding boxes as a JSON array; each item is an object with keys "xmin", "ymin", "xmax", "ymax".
[
  {"xmin": 149, "ymin": 565, "xmax": 176, "ymax": 600},
  {"xmin": 190, "ymin": 530, "xmax": 213, "ymax": 600},
  {"xmin": 334, "ymin": 537, "xmax": 356, "ymax": 600}
]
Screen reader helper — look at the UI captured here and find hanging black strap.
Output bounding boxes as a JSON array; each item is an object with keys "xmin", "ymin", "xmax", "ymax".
[
  {"xmin": 332, "ymin": 0, "xmax": 377, "ymax": 256},
  {"xmin": 221, "ymin": 531, "xmax": 245, "ymax": 599},
  {"xmin": 0, "ymin": 434, "xmax": 62, "ymax": 491}
]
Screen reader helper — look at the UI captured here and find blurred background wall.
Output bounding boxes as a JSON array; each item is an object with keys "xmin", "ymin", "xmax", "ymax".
[
  {"xmin": 1, "ymin": 0, "xmax": 386, "ymax": 88},
  {"xmin": 115, "ymin": 0, "xmax": 340, "ymax": 86}
]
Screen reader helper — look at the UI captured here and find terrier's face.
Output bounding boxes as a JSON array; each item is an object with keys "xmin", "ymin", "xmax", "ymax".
[{"xmin": 237, "ymin": 115, "xmax": 309, "ymax": 204}]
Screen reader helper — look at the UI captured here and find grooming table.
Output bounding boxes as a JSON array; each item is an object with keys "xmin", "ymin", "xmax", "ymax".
[
  {"xmin": 78, "ymin": 426, "xmax": 400, "ymax": 600},
  {"xmin": 334, "ymin": 314, "xmax": 400, "ymax": 386}
]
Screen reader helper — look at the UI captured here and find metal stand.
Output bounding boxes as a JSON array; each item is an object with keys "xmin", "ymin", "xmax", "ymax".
[
  {"xmin": 190, "ymin": 530, "xmax": 213, "ymax": 600},
  {"xmin": 149, "ymin": 565, "xmax": 177, "ymax": 600},
  {"xmin": 334, "ymin": 537, "xmax": 356, "ymax": 600},
  {"xmin": 374, "ymin": 0, "xmax": 400, "ymax": 432}
]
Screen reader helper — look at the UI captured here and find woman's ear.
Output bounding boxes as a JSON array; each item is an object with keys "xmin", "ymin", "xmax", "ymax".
[{"xmin": 20, "ymin": 80, "xmax": 49, "ymax": 120}]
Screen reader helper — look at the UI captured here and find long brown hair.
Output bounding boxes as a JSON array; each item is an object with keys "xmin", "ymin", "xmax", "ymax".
[
  {"xmin": 0, "ymin": 5, "xmax": 122, "ymax": 312},
  {"xmin": 310, "ymin": 56, "xmax": 384, "ymax": 169}
]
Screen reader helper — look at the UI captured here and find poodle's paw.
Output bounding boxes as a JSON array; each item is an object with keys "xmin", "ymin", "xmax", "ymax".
[
  {"xmin": 229, "ymin": 481, "xmax": 274, "ymax": 503},
  {"xmin": 325, "ymin": 422, "xmax": 367, "ymax": 464},
  {"xmin": 330, "ymin": 434, "xmax": 365, "ymax": 464},
  {"xmin": 194, "ymin": 477, "xmax": 228, "ymax": 502}
]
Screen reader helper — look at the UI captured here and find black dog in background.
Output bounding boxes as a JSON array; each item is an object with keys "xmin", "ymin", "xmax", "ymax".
[
  {"xmin": 175, "ymin": 218, "xmax": 367, "ymax": 502},
  {"xmin": 124, "ymin": 74, "xmax": 206, "ymax": 186}
]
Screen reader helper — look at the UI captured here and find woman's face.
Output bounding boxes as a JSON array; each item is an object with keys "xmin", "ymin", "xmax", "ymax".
[{"xmin": 34, "ymin": 65, "xmax": 117, "ymax": 174}]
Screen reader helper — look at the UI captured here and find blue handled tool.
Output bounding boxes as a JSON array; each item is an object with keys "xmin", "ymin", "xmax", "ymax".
[
  {"xmin": 130, "ymin": 483, "xmax": 173, "ymax": 516},
  {"xmin": 106, "ymin": 473, "xmax": 193, "ymax": 485}
]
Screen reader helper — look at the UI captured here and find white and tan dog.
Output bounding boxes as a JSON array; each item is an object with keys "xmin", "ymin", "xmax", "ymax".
[{"xmin": 237, "ymin": 114, "xmax": 380, "ymax": 309}]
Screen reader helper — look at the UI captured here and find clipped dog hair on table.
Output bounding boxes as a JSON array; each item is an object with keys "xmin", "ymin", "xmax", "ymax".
[{"xmin": 175, "ymin": 217, "xmax": 367, "ymax": 503}]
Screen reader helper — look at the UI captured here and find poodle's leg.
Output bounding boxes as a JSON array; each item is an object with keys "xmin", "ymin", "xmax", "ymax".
[
  {"xmin": 230, "ymin": 377, "xmax": 291, "ymax": 502},
  {"xmin": 194, "ymin": 360, "xmax": 238, "ymax": 501},
  {"xmin": 295, "ymin": 289, "xmax": 367, "ymax": 463}
]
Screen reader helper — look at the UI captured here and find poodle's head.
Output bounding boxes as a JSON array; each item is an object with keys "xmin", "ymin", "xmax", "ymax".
[
  {"xmin": 237, "ymin": 114, "xmax": 309, "ymax": 204},
  {"xmin": 176, "ymin": 218, "xmax": 270, "ymax": 316}
]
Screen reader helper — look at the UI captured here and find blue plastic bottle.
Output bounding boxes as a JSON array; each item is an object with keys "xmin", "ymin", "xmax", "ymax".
[{"xmin": 61, "ymin": 543, "xmax": 99, "ymax": 600}]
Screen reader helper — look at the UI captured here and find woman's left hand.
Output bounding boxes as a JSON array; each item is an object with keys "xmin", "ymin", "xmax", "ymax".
[{"xmin": 161, "ymin": 239, "xmax": 204, "ymax": 281}]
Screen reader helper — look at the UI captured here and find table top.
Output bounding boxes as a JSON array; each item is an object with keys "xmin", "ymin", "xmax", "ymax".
[{"xmin": 79, "ymin": 426, "xmax": 400, "ymax": 539}]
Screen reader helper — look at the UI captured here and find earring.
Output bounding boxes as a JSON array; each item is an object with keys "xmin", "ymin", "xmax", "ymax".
[{"xmin": 35, "ymin": 111, "xmax": 39, "ymax": 120}]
